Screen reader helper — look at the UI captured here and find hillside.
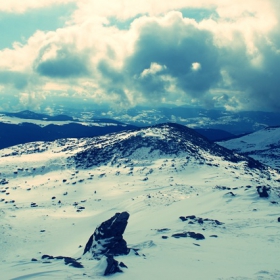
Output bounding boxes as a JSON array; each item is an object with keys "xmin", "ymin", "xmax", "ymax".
[
  {"xmin": 218, "ymin": 126, "xmax": 280, "ymax": 169},
  {"xmin": 0, "ymin": 112, "xmax": 137, "ymax": 149},
  {"xmin": 0, "ymin": 123, "xmax": 279, "ymax": 279}
]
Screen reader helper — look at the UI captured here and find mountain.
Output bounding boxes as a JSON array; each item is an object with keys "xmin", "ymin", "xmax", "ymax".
[
  {"xmin": 0, "ymin": 111, "xmax": 137, "ymax": 149},
  {"xmin": 2, "ymin": 110, "xmax": 74, "ymax": 121},
  {"xmin": 70, "ymin": 123, "xmax": 262, "ymax": 170},
  {"xmin": 194, "ymin": 128, "xmax": 235, "ymax": 141},
  {"xmin": 1, "ymin": 123, "xmax": 279, "ymax": 279},
  {"xmin": 218, "ymin": 126, "xmax": 280, "ymax": 169},
  {"xmin": 61, "ymin": 105, "xmax": 280, "ymax": 135}
]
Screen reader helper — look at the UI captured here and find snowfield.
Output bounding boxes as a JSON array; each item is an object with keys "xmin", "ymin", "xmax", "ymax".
[
  {"xmin": 218, "ymin": 126, "xmax": 280, "ymax": 169},
  {"xmin": 1, "ymin": 124, "xmax": 280, "ymax": 279}
]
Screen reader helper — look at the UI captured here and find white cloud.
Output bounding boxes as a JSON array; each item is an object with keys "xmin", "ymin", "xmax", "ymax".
[
  {"xmin": 191, "ymin": 62, "xmax": 201, "ymax": 71},
  {"xmin": 140, "ymin": 63, "xmax": 167, "ymax": 78},
  {"xmin": 0, "ymin": 0, "xmax": 280, "ymax": 111},
  {"xmin": 0, "ymin": 0, "xmax": 75, "ymax": 13}
]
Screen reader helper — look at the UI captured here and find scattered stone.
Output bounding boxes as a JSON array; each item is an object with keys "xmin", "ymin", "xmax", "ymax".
[
  {"xmin": 40, "ymin": 255, "xmax": 83, "ymax": 268},
  {"xmin": 225, "ymin": 191, "xmax": 236, "ymax": 196},
  {"xmin": 162, "ymin": 236, "xmax": 168, "ymax": 239},
  {"xmin": 52, "ymin": 196, "xmax": 56, "ymax": 200},
  {"xmin": 270, "ymin": 201, "xmax": 278, "ymax": 204},
  {"xmin": 156, "ymin": 228, "xmax": 170, "ymax": 232},
  {"xmin": 193, "ymin": 243, "xmax": 200, "ymax": 246},
  {"xmin": 172, "ymin": 231, "xmax": 205, "ymax": 240},
  {"xmin": 179, "ymin": 215, "xmax": 224, "ymax": 226},
  {"xmin": 64, "ymin": 257, "xmax": 83, "ymax": 268},
  {"xmin": 186, "ymin": 215, "xmax": 196, "ymax": 219},
  {"xmin": 209, "ymin": 235, "xmax": 218, "ymax": 238},
  {"xmin": 188, "ymin": 232, "xmax": 205, "ymax": 240},
  {"xmin": 278, "ymin": 217, "xmax": 280, "ymax": 222},
  {"xmin": 31, "ymin": 258, "xmax": 38, "ymax": 262},
  {"xmin": 42, "ymin": 254, "xmax": 54, "ymax": 260},
  {"xmin": 256, "ymin": 186, "xmax": 270, "ymax": 198},
  {"xmin": 172, "ymin": 232, "xmax": 187, "ymax": 238}
]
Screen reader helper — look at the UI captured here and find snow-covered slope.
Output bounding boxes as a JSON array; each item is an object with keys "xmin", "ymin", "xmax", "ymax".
[
  {"xmin": 1, "ymin": 123, "xmax": 280, "ymax": 279},
  {"xmin": 218, "ymin": 126, "xmax": 280, "ymax": 169}
]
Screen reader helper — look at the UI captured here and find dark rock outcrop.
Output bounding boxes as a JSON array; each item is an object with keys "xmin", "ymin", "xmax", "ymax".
[
  {"xmin": 179, "ymin": 215, "xmax": 224, "ymax": 226},
  {"xmin": 40, "ymin": 255, "xmax": 83, "ymax": 268},
  {"xmin": 83, "ymin": 212, "xmax": 130, "ymax": 258},
  {"xmin": 172, "ymin": 231, "xmax": 205, "ymax": 240},
  {"xmin": 104, "ymin": 256, "xmax": 124, "ymax": 276}
]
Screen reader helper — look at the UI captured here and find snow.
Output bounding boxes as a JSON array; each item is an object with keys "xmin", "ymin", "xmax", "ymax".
[
  {"xmin": 218, "ymin": 127, "xmax": 280, "ymax": 169},
  {"xmin": 1, "ymin": 130, "xmax": 280, "ymax": 279},
  {"xmin": 0, "ymin": 115, "xmax": 123, "ymax": 127}
]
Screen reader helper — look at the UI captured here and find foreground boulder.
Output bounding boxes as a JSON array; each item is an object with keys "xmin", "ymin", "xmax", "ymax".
[{"xmin": 83, "ymin": 212, "xmax": 130, "ymax": 258}]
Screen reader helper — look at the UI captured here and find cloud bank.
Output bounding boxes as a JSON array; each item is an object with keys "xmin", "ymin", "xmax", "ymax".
[{"xmin": 0, "ymin": 0, "xmax": 280, "ymax": 112}]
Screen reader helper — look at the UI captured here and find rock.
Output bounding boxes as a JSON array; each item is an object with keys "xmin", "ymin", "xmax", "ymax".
[
  {"xmin": 172, "ymin": 232, "xmax": 188, "ymax": 238},
  {"xmin": 162, "ymin": 236, "xmax": 168, "ymax": 239},
  {"xmin": 225, "ymin": 191, "xmax": 235, "ymax": 196},
  {"xmin": 214, "ymin": 220, "xmax": 223, "ymax": 225},
  {"xmin": 186, "ymin": 215, "xmax": 196, "ymax": 219},
  {"xmin": 278, "ymin": 217, "xmax": 280, "ymax": 222},
  {"xmin": 119, "ymin": 262, "xmax": 128, "ymax": 268},
  {"xmin": 172, "ymin": 231, "xmax": 205, "ymax": 240},
  {"xmin": 104, "ymin": 256, "xmax": 123, "ymax": 276},
  {"xmin": 64, "ymin": 257, "xmax": 84, "ymax": 268},
  {"xmin": 31, "ymin": 258, "xmax": 38, "ymax": 261},
  {"xmin": 256, "ymin": 186, "xmax": 270, "ymax": 198},
  {"xmin": 210, "ymin": 235, "xmax": 218, "ymax": 238},
  {"xmin": 188, "ymin": 232, "xmax": 205, "ymax": 240},
  {"xmin": 271, "ymin": 201, "xmax": 278, "ymax": 204},
  {"xmin": 83, "ymin": 212, "xmax": 130, "ymax": 258},
  {"xmin": 41, "ymin": 254, "xmax": 54, "ymax": 260}
]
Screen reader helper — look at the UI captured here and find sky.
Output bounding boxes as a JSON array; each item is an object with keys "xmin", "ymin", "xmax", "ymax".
[{"xmin": 0, "ymin": 0, "xmax": 280, "ymax": 113}]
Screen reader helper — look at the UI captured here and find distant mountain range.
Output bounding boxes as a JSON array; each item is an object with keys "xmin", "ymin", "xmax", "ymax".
[
  {"xmin": 1, "ymin": 108, "xmax": 280, "ymax": 150},
  {"xmin": 0, "ymin": 110, "xmax": 239, "ymax": 149},
  {"xmin": 3, "ymin": 110, "xmax": 74, "ymax": 121},
  {"xmin": 60, "ymin": 106, "xmax": 280, "ymax": 135},
  {"xmin": 0, "ymin": 110, "xmax": 137, "ymax": 149}
]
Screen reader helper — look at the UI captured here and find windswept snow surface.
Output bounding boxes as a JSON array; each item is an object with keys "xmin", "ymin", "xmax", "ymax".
[
  {"xmin": 1, "ymin": 124, "xmax": 280, "ymax": 279},
  {"xmin": 218, "ymin": 126, "xmax": 280, "ymax": 169}
]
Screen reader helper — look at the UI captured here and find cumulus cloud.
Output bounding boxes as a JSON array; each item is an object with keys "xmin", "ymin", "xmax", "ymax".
[
  {"xmin": 0, "ymin": 70, "xmax": 28, "ymax": 89},
  {"xmin": 35, "ymin": 45, "xmax": 90, "ymax": 78},
  {"xmin": 0, "ymin": 0, "xmax": 74, "ymax": 13},
  {"xmin": 191, "ymin": 62, "xmax": 201, "ymax": 72},
  {"xmin": 0, "ymin": 0, "xmax": 280, "ymax": 112}
]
